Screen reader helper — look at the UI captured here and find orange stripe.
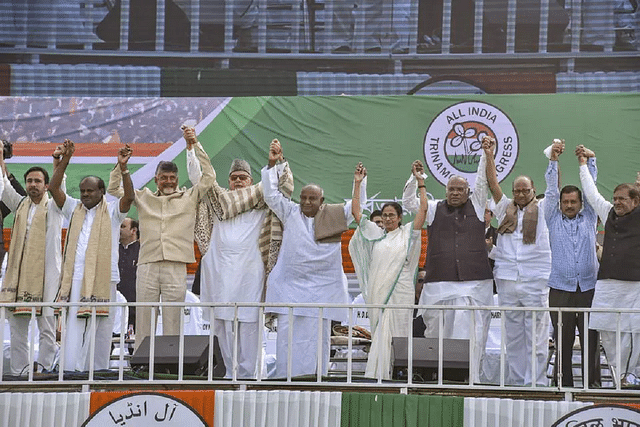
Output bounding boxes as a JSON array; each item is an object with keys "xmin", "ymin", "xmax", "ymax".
[{"xmin": 11, "ymin": 142, "xmax": 172, "ymax": 157}]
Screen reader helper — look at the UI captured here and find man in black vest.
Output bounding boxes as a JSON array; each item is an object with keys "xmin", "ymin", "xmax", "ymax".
[
  {"xmin": 117, "ymin": 217, "xmax": 139, "ymax": 333},
  {"xmin": 403, "ymin": 141, "xmax": 494, "ymax": 382},
  {"xmin": 578, "ymin": 145, "xmax": 640, "ymax": 386}
]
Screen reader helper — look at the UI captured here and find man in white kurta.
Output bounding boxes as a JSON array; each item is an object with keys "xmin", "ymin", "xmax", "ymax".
[
  {"xmin": 404, "ymin": 150, "xmax": 493, "ymax": 382},
  {"xmin": 261, "ymin": 162, "xmax": 365, "ymax": 378},
  {"xmin": 485, "ymin": 141, "xmax": 551, "ymax": 386},
  {"xmin": 186, "ymin": 146, "xmax": 290, "ymax": 378},
  {"xmin": 579, "ymin": 146, "xmax": 640, "ymax": 384},
  {"xmin": 50, "ymin": 141, "xmax": 133, "ymax": 371},
  {"xmin": 0, "ymin": 160, "xmax": 63, "ymax": 375}
]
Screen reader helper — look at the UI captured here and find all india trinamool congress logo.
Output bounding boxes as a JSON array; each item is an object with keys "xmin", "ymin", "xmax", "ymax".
[{"xmin": 423, "ymin": 101, "xmax": 519, "ymax": 187}]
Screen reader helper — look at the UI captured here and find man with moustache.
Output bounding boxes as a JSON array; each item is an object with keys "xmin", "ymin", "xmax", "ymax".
[
  {"xmin": 579, "ymin": 145, "xmax": 640, "ymax": 385},
  {"xmin": 485, "ymin": 138, "xmax": 552, "ymax": 386},
  {"xmin": 544, "ymin": 140, "xmax": 600, "ymax": 388},
  {"xmin": 185, "ymin": 138, "xmax": 293, "ymax": 379},
  {"xmin": 404, "ymin": 145, "xmax": 494, "ymax": 382},
  {"xmin": 49, "ymin": 140, "xmax": 134, "ymax": 371}
]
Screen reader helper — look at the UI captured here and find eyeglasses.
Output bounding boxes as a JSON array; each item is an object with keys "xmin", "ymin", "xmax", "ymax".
[
  {"xmin": 382, "ymin": 213, "xmax": 397, "ymax": 219},
  {"xmin": 229, "ymin": 174, "xmax": 251, "ymax": 182},
  {"xmin": 512, "ymin": 188, "xmax": 532, "ymax": 195}
]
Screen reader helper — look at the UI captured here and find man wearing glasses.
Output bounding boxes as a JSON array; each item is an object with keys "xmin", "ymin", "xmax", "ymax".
[
  {"xmin": 484, "ymin": 138, "xmax": 552, "ymax": 386},
  {"xmin": 403, "ymin": 147, "xmax": 494, "ymax": 383},
  {"xmin": 185, "ymin": 140, "xmax": 293, "ymax": 379}
]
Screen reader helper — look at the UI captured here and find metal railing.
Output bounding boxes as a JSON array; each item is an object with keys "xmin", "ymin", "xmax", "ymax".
[
  {"xmin": 2, "ymin": 300, "xmax": 639, "ymax": 399},
  {"xmin": 0, "ymin": 0, "xmax": 637, "ymax": 63}
]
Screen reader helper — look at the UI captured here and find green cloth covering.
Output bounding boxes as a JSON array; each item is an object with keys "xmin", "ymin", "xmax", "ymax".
[{"xmin": 341, "ymin": 392, "xmax": 464, "ymax": 427}]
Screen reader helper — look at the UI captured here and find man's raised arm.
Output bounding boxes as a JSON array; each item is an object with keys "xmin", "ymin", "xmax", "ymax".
[
  {"xmin": 470, "ymin": 138, "xmax": 490, "ymax": 218},
  {"xmin": 49, "ymin": 139, "xmax": 74, "ymax": 209},
  {"xmin": 262, "ymin": 140, "xmax": 291, "ymax": 222},
  {"xmin": 483, "ymin": 137, "xmax": 503, "ymax": 204},
  {"xmin": 184, "ymin": 127, "xmax": 215, "ymax": 199},
  {"xmin": 412, "ymin": 160, "xmax": 428, "ymax": 230},
  {"xmin": 577, "ymin": 145, "xmax": 610, "ymax": 223},
  {"xmin": 118, "ymin": 145, "xmax": 135, "ymax": 213},
  {"xmin": 352, "ymin": 163, "xmax": 366, "ymax": 225},
  {"xmin": 544, "ymin": 139, "xmax": 564, "ymax": 223}
]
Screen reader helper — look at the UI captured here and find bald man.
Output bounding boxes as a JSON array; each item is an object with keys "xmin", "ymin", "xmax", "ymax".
[
  {"xmin": 261, "ymin": 142, "xmax": 366, "ymax": 378},
  {"xmin": 484, "ymin": 139, "xmax": 551, "ymax": 386},
  {"xmin": 403, "ymin": 152, "xmax": 494, "ymax": 383}
]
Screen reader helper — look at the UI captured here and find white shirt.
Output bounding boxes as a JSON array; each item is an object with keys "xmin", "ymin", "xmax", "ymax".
[
  {"xmin": 1, "ymin": 176, "xmax": 64, "ymax": 313},
  {"xmin": 579, "ymin": 163, "xmax": 613, "ymax": 223},
  {"xmin": 491, "ymin": 195, "xmax": 551, "ymax": 281},
  {"xmin": 59, "ymin": 197, "xmax": 127, "ymax": 283}
]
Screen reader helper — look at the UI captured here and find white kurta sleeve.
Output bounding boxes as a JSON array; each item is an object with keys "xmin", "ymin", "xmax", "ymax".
[
  {"xmin": 261, "ymin": 165, "xmax": 294, "ymax": 222},
  {"xmin": 402, "ymin": 174, "xmax": 419, "ymax": 215},
  {"xmin": 579, "ymin": 162, "xmax": 612, "ymax": 223},
  {"xmin": 470, "ymin": 150, "xmax": 489, "ymax": 219},
  {"xmin": 2, "ymin": 175, "xmax": 22, "ymax": 212},
  {"xmin": 186, "ymin": 147, "xmax": 203, "ymax": 185},
  {"xmin": 344, "ymin": 176, "xmax": 368, "ymax": 224}
]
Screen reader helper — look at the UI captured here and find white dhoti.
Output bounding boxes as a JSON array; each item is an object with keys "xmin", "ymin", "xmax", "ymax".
[
  {"xmin": 420, "ymin": 279, "xmax": 493, "ymax": 383},
  {"xmin": 495, "ymin": 278, "xmax": 550, "ymax": 386},
  {"xmin": 275, "ymin": 315, "xmax": 331, "ymax": 379},
  {"xmin": 63, "ymin": 281, "xmax": 116, "ymax": 372},
  {"xmin": 212, "ymin": 318, "xmax": 260, "ymax": 379},
  {"xmin": 590, "ymin": 279, "xmax": 640, "ymax": 380}
]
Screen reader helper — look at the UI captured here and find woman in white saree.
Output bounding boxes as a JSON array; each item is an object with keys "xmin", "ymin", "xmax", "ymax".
[{"xmin": 348, "ymin": 161, "xmax": 427, "ymax": 379}]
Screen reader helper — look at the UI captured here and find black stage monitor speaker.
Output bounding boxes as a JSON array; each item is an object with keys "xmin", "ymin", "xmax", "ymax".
[
  {"xmin": 391, "ymin": 337, "xmax": 469, "ymax": 382},
  {"xmin": 131, "ymin": 335, "xmax": 225, "ymax": 377}
]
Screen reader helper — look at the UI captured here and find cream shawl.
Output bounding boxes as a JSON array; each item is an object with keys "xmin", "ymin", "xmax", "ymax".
[
  {"xmin": 0, "ymin": 194, "xmax": 48, "ymax": 315},
  {"xmin": 57, "ymin": 197, "xmax": 112, "ymax": 317}
]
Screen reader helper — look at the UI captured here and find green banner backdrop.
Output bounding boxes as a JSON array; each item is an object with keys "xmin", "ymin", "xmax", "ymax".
[{"xmin": 183, "ymin": 94, "xmax": 639, "ymax": 207}]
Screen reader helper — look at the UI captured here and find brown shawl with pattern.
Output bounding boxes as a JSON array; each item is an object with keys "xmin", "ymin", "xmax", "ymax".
[{"xmin": 194, "ymin": 162, "xmax": 294, "ymax": 275}]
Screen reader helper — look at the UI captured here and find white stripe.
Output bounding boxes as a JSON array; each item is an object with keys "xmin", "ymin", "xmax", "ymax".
[
  {"xmin": 131, "ymin": 97, "xmax": 233, "ymax": 189},
  {"xmin": 6, "ymin": 157, "xmax": 158, "ymax": 165},
  {"xmin": 6, "ymin": 97, "xmax": 232, "ymax": 190}
]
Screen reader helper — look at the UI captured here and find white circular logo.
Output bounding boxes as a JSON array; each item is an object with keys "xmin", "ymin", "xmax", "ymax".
[
  {"xmin": 552, "ymin": 404, "xmax": 640, "ymax": 427},
  {"xmin": 423, "ymin": 101, "xmax": 519, "ymax": 187},
  {"xmin": 83, "ymin": 392, "xmax": 207, "ymax": 427}
]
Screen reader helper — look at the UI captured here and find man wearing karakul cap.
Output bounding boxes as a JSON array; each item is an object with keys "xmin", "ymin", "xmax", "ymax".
[{"xmin": 186, "ymin": 139, "xmax": 293, "ymax": 378}]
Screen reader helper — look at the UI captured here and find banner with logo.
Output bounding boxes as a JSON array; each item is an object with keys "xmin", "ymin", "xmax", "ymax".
[
  {"xmin": 191, "ymin": 94, "xmax": 639, "ymax": 207},
  {"xmin": 2, "ymin": 94, "xmax": 638, "ymax": 213}
]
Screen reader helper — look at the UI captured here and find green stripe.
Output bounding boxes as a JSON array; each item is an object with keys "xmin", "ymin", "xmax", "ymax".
[{"xmin": 341, "ymin": 392, "xmax": 464, "ymax": 427}]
